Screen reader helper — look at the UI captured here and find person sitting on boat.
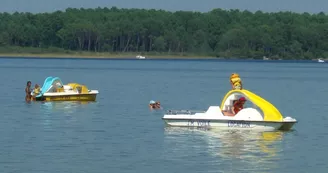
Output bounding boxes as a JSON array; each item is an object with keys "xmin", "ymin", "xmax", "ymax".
[
  {"xmin": 31, "ymin": 84, "xmax": 41, "ymax": 100},
  {"xmin": 232, "ymin": 97, "xmax": 246, "ymax": 115},
  {"xmin": 33, "ymin": 84, "xmax": 41, "ymax": 95},
  {"xmin": 25, "ymin": 81, "xmax": 32, "ymax": 102},
  {"xmin": 230, "ymin": 73, "xmax": 243, "ymax": 90}
]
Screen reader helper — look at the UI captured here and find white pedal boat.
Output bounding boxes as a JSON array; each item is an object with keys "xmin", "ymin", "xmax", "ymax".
[{"xmin": 162, "ymin": 89, "xmax": 297, "ymax": 131}]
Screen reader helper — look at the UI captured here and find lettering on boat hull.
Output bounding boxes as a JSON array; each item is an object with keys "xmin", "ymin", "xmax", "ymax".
[
  {"xmin": 187, "ymin": 120, "xmax": 211, "ymax": 127},
  {"xmin": 227, "ymin": 120, "xmax": 251, "ymax": 128},
  {"xmin": 40, "ymin": 94, "xmax": 97, "ymax": 101}
]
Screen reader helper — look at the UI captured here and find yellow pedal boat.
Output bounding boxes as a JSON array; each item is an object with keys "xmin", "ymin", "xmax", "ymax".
[{"xmin": 32, "ymin": 77, "xmax": 99, "ymax": 101}]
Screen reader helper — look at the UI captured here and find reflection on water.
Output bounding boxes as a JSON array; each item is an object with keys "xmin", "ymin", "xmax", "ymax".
[
  {"xmin": 164, "ymin": 127, "xmax": 285, "ymax": 172},
  {"xmin": 39, "ymin": 101, "xmax": 95, "ymax": 115},
  {"xmin": 34, "ymin": 101, "xmax": 97, "ymax": 128},
  {"xmin": 205, "ymin": 129, "xmax": 283, "ymax": 159}
]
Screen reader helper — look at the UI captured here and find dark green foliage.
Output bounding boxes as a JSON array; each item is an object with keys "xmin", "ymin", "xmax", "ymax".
[{"xmin": 0, "ymin": 7, "xmax": 327, "ymax": 59}]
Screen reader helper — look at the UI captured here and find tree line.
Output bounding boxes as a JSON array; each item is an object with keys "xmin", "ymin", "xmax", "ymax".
[{"xmin": 0, "ymin": 7, "xmax": 328, "ymax": 59}]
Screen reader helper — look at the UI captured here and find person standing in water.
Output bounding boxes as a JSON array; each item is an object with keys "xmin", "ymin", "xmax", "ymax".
[{"xmin": 25, "ymin": 81, "xmax": 32, "ymax": 102}]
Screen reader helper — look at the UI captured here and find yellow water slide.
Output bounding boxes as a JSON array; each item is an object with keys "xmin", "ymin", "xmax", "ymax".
[{"xmin": 220, "ymin": 89, "xmax": 283, "ymax": 121}]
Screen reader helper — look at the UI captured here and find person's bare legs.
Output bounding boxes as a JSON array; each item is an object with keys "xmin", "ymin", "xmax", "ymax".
[{"xmin": 222, "ymin": 111, "xmax": 234, "ymax": 116}]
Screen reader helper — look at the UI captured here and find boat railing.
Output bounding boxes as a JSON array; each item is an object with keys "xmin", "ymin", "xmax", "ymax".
[{"xmin": 165, "ymin": 109, "xmax": 206, "ymax": 115}]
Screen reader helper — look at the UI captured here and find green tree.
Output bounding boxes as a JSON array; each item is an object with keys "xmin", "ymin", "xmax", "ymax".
[{"xmin": 1, "ymin": 7, "xmax": 328, "ymax": 59}]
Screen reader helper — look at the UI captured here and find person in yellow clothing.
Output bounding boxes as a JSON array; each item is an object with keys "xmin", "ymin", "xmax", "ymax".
[
  {"xmin": 31, "ymin": 84, "xmax": 41, "ymax": 100},
  {"xmin": 230, "ymin": 73, "xmax": 243, "ymax": 90},
  {"xmin": 34, "ymin": 84, "xmax": 41, "ymax": 94}
]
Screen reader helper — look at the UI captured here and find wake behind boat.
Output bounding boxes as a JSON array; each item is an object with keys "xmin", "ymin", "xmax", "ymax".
[
  {"xmin": 32, "ymin": 76, "xmax": 99, "ymax": 101},
  {"xmin": 162, "ymin": 89, "xmax": 297, "ymax": 131}
]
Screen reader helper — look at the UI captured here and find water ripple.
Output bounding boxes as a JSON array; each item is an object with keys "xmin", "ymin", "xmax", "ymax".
[{"xmin": 0, "ymin": 59, "xmax": 327, "ymax": 173}]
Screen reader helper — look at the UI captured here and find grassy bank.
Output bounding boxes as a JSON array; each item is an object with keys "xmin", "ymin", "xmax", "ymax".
[{"xmin": 0, "ymin": 46, "xmax": 215, "ymax": 59}]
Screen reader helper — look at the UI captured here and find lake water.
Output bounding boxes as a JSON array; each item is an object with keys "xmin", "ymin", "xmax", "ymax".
[{"xmin": 0, "ymin": 58, "xmax": 327, "ymax": 173}]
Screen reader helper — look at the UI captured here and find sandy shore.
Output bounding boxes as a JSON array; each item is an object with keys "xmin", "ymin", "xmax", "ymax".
[{"xmin": 0, "ymin": 53, "xmax": 216, "ymax": 59}]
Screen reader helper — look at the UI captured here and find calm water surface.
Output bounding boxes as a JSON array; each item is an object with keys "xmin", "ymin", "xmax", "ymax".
[{"xmin": 0, "ymin": 58, "xmax": 327, "ymax": 173}]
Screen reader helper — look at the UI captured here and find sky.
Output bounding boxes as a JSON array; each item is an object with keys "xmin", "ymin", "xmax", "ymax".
[{"xmin": 1, "ymin": 0, "xmax": 328, "ymax": 14}]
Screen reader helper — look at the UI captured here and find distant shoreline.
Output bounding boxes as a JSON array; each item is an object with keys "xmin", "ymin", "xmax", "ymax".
[
  {"xmin": 0, "ymin": 53, "xmax": 324, "ymax": 62},
  {"xmin": 0, "ymin": 53, "xmax": 216, "ymax": 60}
]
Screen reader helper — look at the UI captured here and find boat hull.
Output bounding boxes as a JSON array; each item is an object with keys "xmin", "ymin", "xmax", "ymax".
[
  {"xmin": 162, "ymin": 118, "xmax": 296, "ymax": 131},
  {"xmin": 36, "ymin": 94, "xmax": 97, "ymax": 101}
]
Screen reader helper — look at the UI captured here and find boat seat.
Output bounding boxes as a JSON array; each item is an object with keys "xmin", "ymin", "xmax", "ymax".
[
  {"xmin": 222, "ymin": 94, "xmax": 239, "ymax": 112},
  {"xmin": 223, "ymin": 99, "xmax": 237, "ymax": 111},
  {"xmin": 224, "ymin": 105, "xmax": 232, "ymax": 111},
  {"xmin": 57, "ymin": 88, "xmax": 64, "ymax": 92},
  {"xmin": 63, "ymin": 85, "xmax": 73, "ymax": 90}
]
